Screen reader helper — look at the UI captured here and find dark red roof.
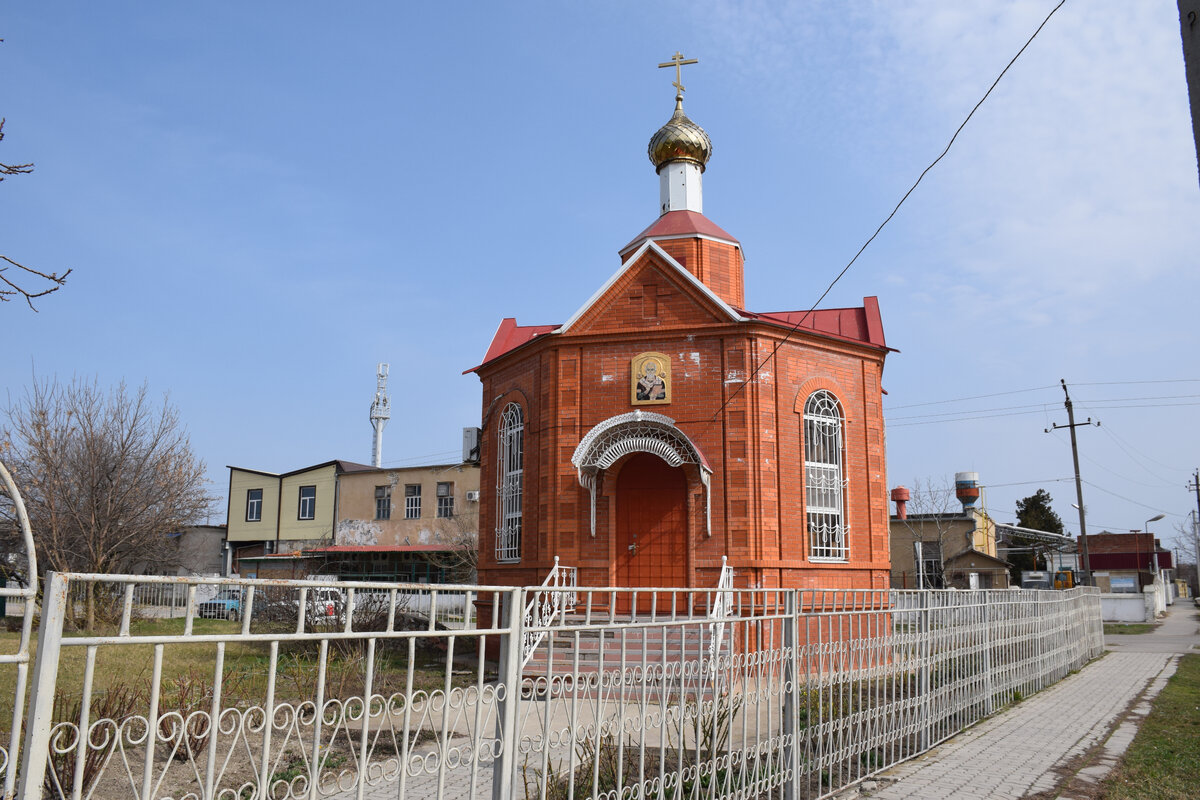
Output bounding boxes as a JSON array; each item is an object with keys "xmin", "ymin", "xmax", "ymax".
[
  {"xmin": 335, "ymin": 460, "xmax": 377, "ymax": 473},
  {"xmin": 469, "ymin": 296, "xmax": 888, "ymax": 373},
  {"xmin": 620, "ymin": 210, "xmax": 739, "ymax": 255},
  {"xmin": 742, "ymin": 296, "xmax": 888, "ymax": 350},
  {"xmin": 307, "ymin": 544, "xmax": 461, "ymax": 553},
  {"xmin": 464, "ymin": 317, "xmax": 558, "ymax": 374}
]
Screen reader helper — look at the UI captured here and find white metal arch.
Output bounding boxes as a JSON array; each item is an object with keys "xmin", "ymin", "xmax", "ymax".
[{"xmin": 570, "ymin": 411, "xmax": 712, "ymax": 538}]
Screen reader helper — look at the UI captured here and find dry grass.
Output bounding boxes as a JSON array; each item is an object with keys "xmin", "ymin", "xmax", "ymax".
[{"xmin": 0, "ymin": 616, "xmax": 494, "ymax": 741}]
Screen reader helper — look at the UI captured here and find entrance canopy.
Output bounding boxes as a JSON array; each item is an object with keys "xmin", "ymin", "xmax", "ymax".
[{"xmin": 571, "ymin": 410, "xmax": 712, "ymax": 537}]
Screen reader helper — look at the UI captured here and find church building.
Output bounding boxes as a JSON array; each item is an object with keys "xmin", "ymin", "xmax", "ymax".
[{"xmin": 467, "ymin": 58, "xmax": 892, "ymax": 607}]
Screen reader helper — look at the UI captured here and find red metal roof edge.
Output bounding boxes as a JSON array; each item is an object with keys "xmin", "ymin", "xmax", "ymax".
[
  {"xmin": 619, "ymin": 210, "xmax": 740, "ymax": 255},
  {"xmin": 307, "ymin": 544, "xmax": 464, "ymax": 553},
  {"xmin": 464, "ymin": 317, "xmax": 560, "ymax": 375},
  {"xmin": 741, "ymin": 297, "xmax": 894, "ymax": 351}
]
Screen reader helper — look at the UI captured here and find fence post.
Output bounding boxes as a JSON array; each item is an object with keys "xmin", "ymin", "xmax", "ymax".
[
  {"xmin": 18, "ymin": 571, "xmax": 69, "ymax": 800},
  {"xmin": 492, "ymin": 587, "xmax": 525, "ymax": 800},
  {"xmin": 981, "ymin": 592, "xmax": 993, "ymax": 715},
  {"xmin": 918, "ymin": 591, "xmax": 931, "ymax": 753},
  {"xmin": 781, "ymin": 590, "xmax": 799, "ymax": 800}
]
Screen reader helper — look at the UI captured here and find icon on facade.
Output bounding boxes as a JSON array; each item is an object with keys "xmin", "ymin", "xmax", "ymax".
[{"xmin": 631, "ymin": 352, "xmax": 670, "ymax": 405}]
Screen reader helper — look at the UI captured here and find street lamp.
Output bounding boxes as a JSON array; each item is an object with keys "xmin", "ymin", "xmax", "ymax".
[{"xmin": 1146, "ymin": 513, "xmax": 1165, "ymax": 577}]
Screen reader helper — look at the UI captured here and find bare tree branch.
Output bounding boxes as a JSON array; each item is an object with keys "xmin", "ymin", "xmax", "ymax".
[
  {"xmin": 0, "ymin": 117, "xmax": 72, "ymax": 310},
  {"xmin": 0, "ymin": 255, "xmax": 72, "ymax": 310},
  {"xmin": 0, "ymin": 119, "xmax": 33, "ymax": 179},
  {"xmin": 0, "ymin": 376, "xmax": 214, "ymax": 586}
]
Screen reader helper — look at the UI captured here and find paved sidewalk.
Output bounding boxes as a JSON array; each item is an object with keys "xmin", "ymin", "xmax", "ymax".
[{"xmin": 864, "ymin": 601, "xmax": 1199, "ymax": 800}]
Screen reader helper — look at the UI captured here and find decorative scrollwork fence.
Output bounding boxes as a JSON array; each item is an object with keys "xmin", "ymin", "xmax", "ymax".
[
  {"xmin": 0, "ymin": 574, "xmax": 1102, "ymax": 800},
  {"xmin": 0, "ymin": 463, "xmax": 1104, "ymax": 800}
]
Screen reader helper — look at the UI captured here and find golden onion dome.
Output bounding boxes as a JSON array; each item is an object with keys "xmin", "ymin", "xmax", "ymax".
[{"xmin": 648, "ymin": 95, "xmax": 712, "ymax": 172}]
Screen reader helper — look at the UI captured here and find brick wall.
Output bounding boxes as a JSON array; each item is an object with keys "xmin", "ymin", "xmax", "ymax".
[{"xmin": 475, "ymin": 232, "xmax": 890, "ymax": 595}]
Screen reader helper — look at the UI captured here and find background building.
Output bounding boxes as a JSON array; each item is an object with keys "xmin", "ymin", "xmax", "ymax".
[
  {"xmin": 226, "ymin": 460, "xmax": 479, "ymax": 581},
  {"xmin": 888, "ymin": 474, "xmax": 1012, "ymax": 589},
  {"xmin": 1081, "ymin": 531, "xmax": 1173, "ymax": 593}
]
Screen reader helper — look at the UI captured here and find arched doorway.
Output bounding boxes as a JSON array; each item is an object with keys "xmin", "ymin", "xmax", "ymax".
[{"xmin": 616, "ymin": 452, "xmax": 688, "ymax": 593}]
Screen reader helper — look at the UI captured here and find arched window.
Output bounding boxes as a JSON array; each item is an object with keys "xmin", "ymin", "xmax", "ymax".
[
  {"xmin": 496, "ymin": 403, "xmax": 524, "ymax": 562},
  {"xmin": 804, "ymin": 390, "xmax": 846, "ymax": 560}
]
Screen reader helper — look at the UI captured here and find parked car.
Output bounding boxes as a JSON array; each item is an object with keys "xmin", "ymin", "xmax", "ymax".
[
  {"xmin": 252, "ymin": 586, "xmax": 346, "ymax": 627},
  {"xmin": 305, "ymin": 587, "xmax": 345, "ymax": 626},
  {"xmin": 198, "ymin": 589, "xmax": 244, "ymax": 621}
]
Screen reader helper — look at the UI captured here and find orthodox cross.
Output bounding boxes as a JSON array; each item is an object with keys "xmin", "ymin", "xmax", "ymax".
[{"xmin": 658, "ymin": 51, "xmax": 698, "ymax": 96}]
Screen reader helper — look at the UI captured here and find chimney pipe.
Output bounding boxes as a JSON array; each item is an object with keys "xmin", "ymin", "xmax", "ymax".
[{"xmin": 891, "ymin": 486, "xmax": 910, "ymax": 520}]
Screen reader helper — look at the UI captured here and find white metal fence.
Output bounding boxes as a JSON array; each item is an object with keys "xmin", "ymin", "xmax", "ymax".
[{"xmin": 0, "ymin": 573, "xmax": 1103, "ymax": 800}]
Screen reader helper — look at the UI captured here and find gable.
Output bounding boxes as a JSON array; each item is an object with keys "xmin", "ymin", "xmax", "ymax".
[{"xmin": 560, "ymin": 242, "xmax": 742, "ymax": 336}]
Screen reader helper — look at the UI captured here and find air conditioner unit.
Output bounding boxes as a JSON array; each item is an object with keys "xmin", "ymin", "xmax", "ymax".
[
  {"xmin": 462, "ymin": 426, "xmax": 481, "ymax": 464},
  {"xmin": 465, "ymin": 490, "xmax": 480, "ymax": 502}
]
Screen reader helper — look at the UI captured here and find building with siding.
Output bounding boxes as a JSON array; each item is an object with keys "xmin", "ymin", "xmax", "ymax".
[{"xmin": 226, "ymin": 460, "xmax": 479, "ymax": 581}]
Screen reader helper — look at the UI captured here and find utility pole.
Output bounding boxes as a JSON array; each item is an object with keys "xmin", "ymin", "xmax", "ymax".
[
  {"xmin": 1045, "ymin": 379, "xmax": 1099, "ymax": 585},
  {"xmin": 1187, "ymin": 469, "xmax": 1200, "ymax": 595}
]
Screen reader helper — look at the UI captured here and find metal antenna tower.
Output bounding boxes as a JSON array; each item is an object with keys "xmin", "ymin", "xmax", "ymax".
[{"xmin": 370, "ymin": 363, "xmax": 390, "ymax": 468}]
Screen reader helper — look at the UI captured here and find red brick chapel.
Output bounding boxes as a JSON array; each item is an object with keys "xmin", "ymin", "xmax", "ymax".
[{"xmin": 467, "ymin": 60, "xmax": 892, "ymax": 605}]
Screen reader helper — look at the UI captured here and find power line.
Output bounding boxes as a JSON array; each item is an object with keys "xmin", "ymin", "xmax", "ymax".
[
  {"xmin": 1080, "ymin": 479, "xmax": 1183, "ymax": 517},
  {"xmin": 1092, "ymin": 425, "xmax": 1187, "ymax": 486},
  {"xmin": 884, "ymin": 385, "xmax": 1057, "ymax": 411},
  {"xmin": 886, "ymin": 398, "xmax": 1200, "ymax": 428},
  {"xmin": 887, "ymin": 407, "xmax": 1053, "ymax": 428},
  {"xmin": 711, "ymin": 0, "xmax": 1069, "ymax": 421},
  {"xmin": 883, "ymin": 380, "xmax": 1200, "ymax": 415},
  {"xmin": 886, "ymin": 401, "xmax": 1054, "ymax": 422}
]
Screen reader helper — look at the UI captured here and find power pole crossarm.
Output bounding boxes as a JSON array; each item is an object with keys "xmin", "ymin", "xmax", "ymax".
[{"xmin": 1045, "ymin": 379, "xmax": 1098, "ymax": 585}]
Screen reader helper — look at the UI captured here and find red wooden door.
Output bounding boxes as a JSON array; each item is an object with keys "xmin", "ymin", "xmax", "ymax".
[{"xmin": 616, "ymin": 453, "xmax": 687, "ymax": 611}]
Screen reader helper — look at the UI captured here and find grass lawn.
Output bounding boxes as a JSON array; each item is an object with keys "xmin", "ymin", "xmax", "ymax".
[
  {"xmin": 1103, "ymin": 623, "xmax": 1156, "ymax": 635},
  {"xmin": 1102, "ymin": 653, "xmax": 1200, "ymax": 799}
]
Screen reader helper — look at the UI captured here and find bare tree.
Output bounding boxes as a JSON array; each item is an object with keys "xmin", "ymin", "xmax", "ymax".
[
  {"xmin": 896, "ymin": 477, "xmax": 964, "ymax": 588},
  {"xmin": 1169, "ymin": 515, "xmax": 1198, "ymax": 595},
  {"xmin": 426, "ymin": 509, "xmax": 479, "ymax": 584},
  {"xmin": 0, "ymin": 376, "xmax": 212, "ymax": 624},
  {"xmin": 0, "ymin": 117, "xmax": 71, "ymax": 310}
]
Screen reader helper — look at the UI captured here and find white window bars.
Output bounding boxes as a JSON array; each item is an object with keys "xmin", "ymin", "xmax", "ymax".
[
  {"xmin": 804, "ymin": 390, "xmax": 848, "ymax": 560},
  {"xmin": 496, "ymin": 403, "xmax": 524, "ymax": 562}
]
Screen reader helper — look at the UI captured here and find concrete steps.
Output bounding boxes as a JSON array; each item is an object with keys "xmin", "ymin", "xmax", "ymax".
[{"xmin": 521, "ymin": 617, "xmax": 733, "ymax": 697}]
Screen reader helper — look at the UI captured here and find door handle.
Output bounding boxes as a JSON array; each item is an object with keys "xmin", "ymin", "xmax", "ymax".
[{"xmin": 628, "ymin": 543, "xmax": 637, "ymax": 554}]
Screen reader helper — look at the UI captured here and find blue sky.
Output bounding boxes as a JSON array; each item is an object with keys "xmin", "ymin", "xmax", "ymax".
[{"xmin": 3, "ymin": 1, "xmax": 1198, "ymax": 548}]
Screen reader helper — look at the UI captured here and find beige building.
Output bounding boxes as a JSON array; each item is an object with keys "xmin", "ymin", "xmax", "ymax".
[
  {"xmin": 888, "ymin": 478, "xmax": 1011, "ymax": 590},
  {"xmin": 225, "ymin": 460, "xmax": 480, "ymax": 582}
]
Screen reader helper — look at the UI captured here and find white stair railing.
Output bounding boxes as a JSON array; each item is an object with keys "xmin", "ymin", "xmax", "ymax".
[
  {"xmin": 521, "ymin": 556, "xmax": 577, "ymax": 668},
  {"xmin": 707, "ymin": 555, "xmax": 734, "ymax": 665}
]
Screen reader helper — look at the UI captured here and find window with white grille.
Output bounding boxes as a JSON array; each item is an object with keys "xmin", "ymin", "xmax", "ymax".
[
  {"xmin": 804, "ymin": 390, "xmax": 847, "ymax": 560},
  {"xmin": 496, "ymin": 403, "xmax": 523, "ymax": 562},
  {"xmin": 298, "ymin": 485, "xmax": 316, "ymax": 521},
  {"xmin": 404, "ymin": 484, "xmax": 421, "ymax": 519},
  {"xmin": 246, "ymin": 488, "xmax": 263, "ymax": 522},
  {"xmin": 436, "ymin": 482, "xmax": 454, "ymax": 518}
]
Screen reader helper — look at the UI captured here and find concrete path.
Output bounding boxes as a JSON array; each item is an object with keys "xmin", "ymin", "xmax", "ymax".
[{"xmin": 863, "ymin": 601, "xmax": 1199, "ymax": 800}]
